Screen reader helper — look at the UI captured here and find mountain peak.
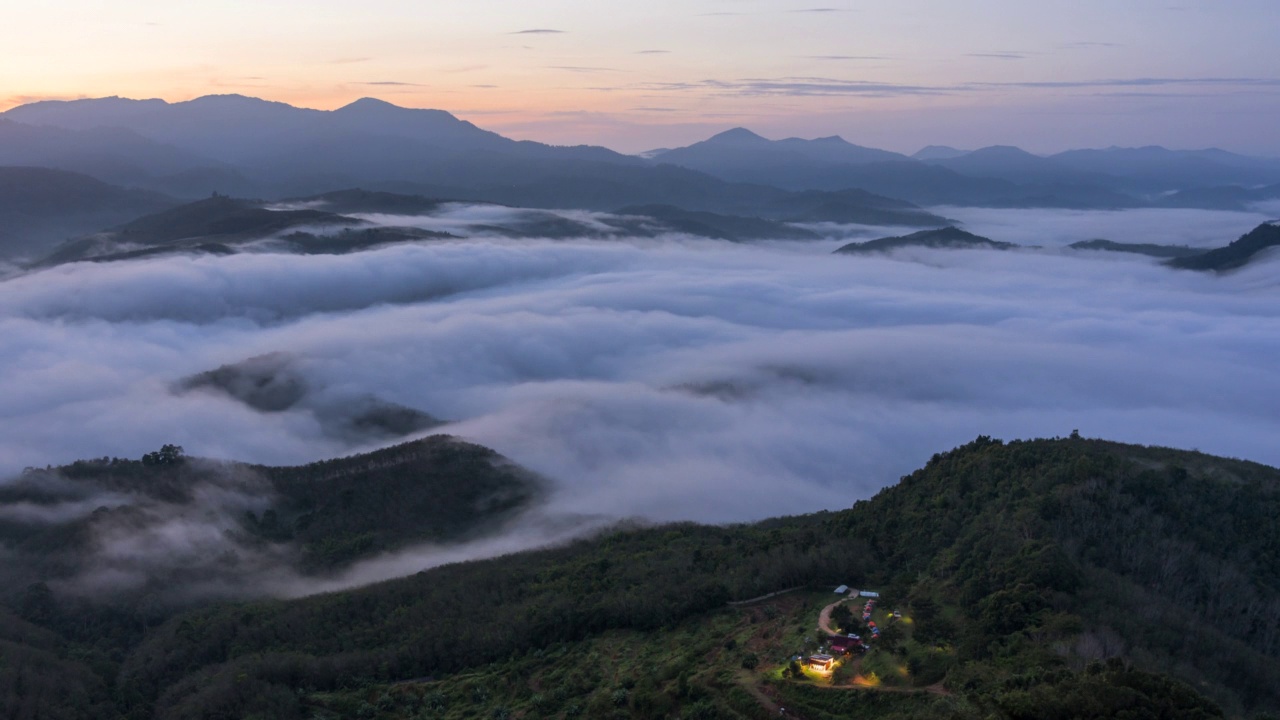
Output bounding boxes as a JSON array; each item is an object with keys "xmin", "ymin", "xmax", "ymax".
[
  {"xmin": 706, "ymin": 127, "xmax": 767, "ymax": 143},
  {"xmin": 339, "ymin": 97, "xmax": 401, "ymax": 111},
  {"xmin": 912, "ymin": 145, "xmax": 969, "ymax": 160}
]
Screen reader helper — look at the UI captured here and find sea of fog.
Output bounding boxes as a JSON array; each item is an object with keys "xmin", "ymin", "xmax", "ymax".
[{"xmin": 2, "ymin": 205, "xmax": 1278, "ymax": 538}]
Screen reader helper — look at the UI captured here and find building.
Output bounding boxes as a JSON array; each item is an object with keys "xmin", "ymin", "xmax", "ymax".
[
  {"xmin": 829, "ymin": 637, "xmax": 862, "ymax": 654},
  {"xmin": 808, "ymin": 654, "xmax": 835, "ymax": 673},
  {"xmin": 834, "ymin": 584, "xmax": 849, "ymax": 594}
]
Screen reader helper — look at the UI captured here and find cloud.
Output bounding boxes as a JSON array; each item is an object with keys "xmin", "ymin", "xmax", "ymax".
[
  {"xmin": 511, "ymin": 28, "xmax": 565, "ymax": 34},
  {"xmin": 802, "ymin": 55, "xmax": 887, "ymax": 61},
  {"xmin": 646, "ymin": 77, "xmax": 947, "ymax": 98},
  {"xmin": 631, "ymin": 74, "xmax": 1280, "ymax": 100},
  {"xmin": 2, "ymin": 204, "xmax": 1279, "ymax": 597},
  {"xmin": 546, "ymin": 66, "xmax": 622, "ymax": 74},
  {"xmin": 357, "ymin": 81, "xmax": 426, "ymax": 87},
  {"xmin": 1062, "ymin": 41, "xmax": 1122, "ymax": 50},
  {"xmin": 967, "ymin": 53, "xmax": 1029, "ymax": 60}
]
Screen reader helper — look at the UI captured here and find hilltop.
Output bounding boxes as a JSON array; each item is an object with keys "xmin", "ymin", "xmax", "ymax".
[
  {"xmin": 3, "ymin": 435, "xmax": 1278, "ymax": 718},
  {"xmin": 1167, "ymin": 221, "xmax": 1280, "ymax": 271},
  {"xmin": 834, "ymin": 226, "xmax": 1015, "ymax": 254}
]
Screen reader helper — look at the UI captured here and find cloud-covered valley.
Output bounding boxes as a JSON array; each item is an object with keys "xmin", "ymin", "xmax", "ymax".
[{"xmin": 2, "ymin": 206, "xmax": 1278, "ymax": 539}]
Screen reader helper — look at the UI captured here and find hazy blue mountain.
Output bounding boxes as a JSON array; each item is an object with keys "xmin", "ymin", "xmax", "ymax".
[
  {"xmin": 614, "ymin": 204, "xmax": 821, "ymax": 240},
  {"xmin": 652, "ymin": 127, "xmax": 910, "ymax": 169},
  {"xmin": 1067, "ymin": 238, "xmax": 1202, "ymax": 258},
  {"xmin": 911, "ymin": 144, "xmax": 970, "ymax": 160},
  {"xmin": 0, "ymin": 118, "xmax": 239, "ymax": 195},
  {"xmin": 0, "ymin": 166, "xmax": 176, "ymax": 260},
  {"xmin": 834, "ymin": 226, "xmax": 1016, "ymax": 254},
  {"xmin": 923, "ymin": 145, "xmax": 1110, "ymax": 186},
  {"xmin": 653, "ymin": 133, "xmax": 1144, "ymax": 208},
  {"xmin": 1, "ymin": 94, "xmax": 630, "ymax": 169},
  {"xmin": 1051, "ymin": 146, "xmax": 1280, "ymax": 192},
  {"xmin": 31, "ymin": 195, "xmax": 365, "ymax": 266},
  {"xmin": 1157, "ymin": 183, "xmax": 1280, "ymax": 211},
  {"xmin": 0, "ymin": 96, "xmax": 950, "ymax": 225}
]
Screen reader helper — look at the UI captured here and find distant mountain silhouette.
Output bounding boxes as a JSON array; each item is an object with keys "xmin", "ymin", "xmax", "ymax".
[
  {"xmin": 1167, "ymin": 222, "xmax": 1280, "ymax": 272},
  {"xmin": 0, "ymin": 166, "xmax": 175, "ymax": 260},
  {"xmin": 923, "ymin": 145, "xmax": 1108, "ymax": 186},
  {"xmin": 614, "ymin": 204, "xmax": 820, "ymax": 240},
  {"xmin": 652, "ymin": 127, "xmax": 909, "ymax": 170},
  {"xmin": 6, "ymin": 95, "xmax": 1279, "ymax": 215},
  {"xmin": 1050, "ymin": 146, "xmax": 1280, "ymax": 192},
  {"xmin": 0, "ymin": 96, "xmax": 949, "ymax": 225},
  {"xmin": 911, "ymin": 145, "xmax": 970, "ymax": 160},
  {"xmin": 33, "ymin": 195, "xmax": 365, "ymax": 266},
  {"xmin": 31, "ymin": 188, "xmax": 922, "ymax": 269},
  {"xmin": 833, "ymin": 226, "xmax": 1015, "ymax": 254},
  {"xmin": 1155, "ymin": 183, "xmax": 1280, "ymax": 211},
  {"xmin": 1067, "ymin": 239, "xmax": 1202, "ymax": 259},
  {"xmin": 0, "ymin": 118, "xmax": 248, "ymax": 197},
  {"xmin": 655, "ymin": 133, "xmax": 1280, "ymax": 208}
]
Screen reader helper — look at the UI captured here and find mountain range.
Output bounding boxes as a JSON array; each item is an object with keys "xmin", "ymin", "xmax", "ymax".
[
  {"xmin": 4, "ymin": 94, "xmax": 1280, "ymax": 219},
  {"xmin": 647, "ymin": 128, "xmax": 1280, "ymax": 209}
]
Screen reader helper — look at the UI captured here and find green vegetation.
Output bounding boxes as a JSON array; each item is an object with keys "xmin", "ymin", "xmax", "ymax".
[
  {"xmin": 1, "ymin": 435, "xmax": 1278, "ymax": 718},
  {"xmin": 259, "ymin": 436, "xmax": 542, "ymax": 569}
]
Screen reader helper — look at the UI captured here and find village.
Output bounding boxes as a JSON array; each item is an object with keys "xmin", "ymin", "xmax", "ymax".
[
  {"xmin": 799, "ymin": 586, "xmax": 885, "ymax": 681},
  {"xmin": 733, "ymin": 583, "xmax": 950, "ymax": 697}
]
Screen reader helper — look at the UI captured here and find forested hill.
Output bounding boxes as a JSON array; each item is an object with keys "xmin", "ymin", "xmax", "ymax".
[
  {"xmin": 0, "ymin": 436, "xmax": 545, "ymax": 602},
  {"xmin": 4, "ymin": 436, "xmax": 1279, "ymax": 719}
]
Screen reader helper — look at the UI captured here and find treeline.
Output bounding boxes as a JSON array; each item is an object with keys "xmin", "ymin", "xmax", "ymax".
[
  {"xmin": 833, "ymin": 436, "xmax": 1280, "ymax": 715},
  {"xmin": 3, "ymin": 435, "xmax": 1280, "ymax": 718},
  {"xmin": 117, "ymin": 521, "xmax": 869, "ymax": 718},
  {"xmin": 254, "ymin": 435, "xmax": 546, "ymax": 569}
]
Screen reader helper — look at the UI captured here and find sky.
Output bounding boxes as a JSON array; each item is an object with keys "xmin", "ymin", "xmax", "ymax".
[{"xmin": 3, "ymin": 0, "xmax": 1279, "ymax": 154}]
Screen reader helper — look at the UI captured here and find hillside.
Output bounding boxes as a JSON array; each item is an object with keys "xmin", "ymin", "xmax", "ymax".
[
  {"xmin": 1167, "ymin": 222, "xmax": 1280, "ymax": 271},
  {"xmin": 2, "ymin": 435, "xmax": 1276, "ymax": 718},
  {"xmin": 835, "ymin": 226, "xmax": 1015, "ymax": 254},
  {"xmin": 0, "ymin": 166, "xmax": 175, "ymax": 259},
  {"xmin": 0, "ymin": 436, "xmax": 545, "ymax": 602}
]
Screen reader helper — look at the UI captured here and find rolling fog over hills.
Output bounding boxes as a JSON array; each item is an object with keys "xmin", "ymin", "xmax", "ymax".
[
  {"xmin": 3, "ymin": 204, "xmax": 1277, "ymax": 530},
  {"xmin": 5, "ymin": 3, "xmax": 1280, "ymax": 716}
]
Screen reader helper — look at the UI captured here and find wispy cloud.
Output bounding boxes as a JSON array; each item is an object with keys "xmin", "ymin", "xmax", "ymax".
[
  {"xmin": 791, "ymin": 7, "xmax": 847, "ymax": 12},
  {"xmin": 643, "ymin": 76, "xmax": 946, "ymax": 98},
  {"xmin": 637, "ymin": 50, "xmax": 670, "ymax": 55},
  {"xmin": 802, "ymin": 55, "xmax": 887, "ymax": 61},
  {"xmin": 511, "ymin": 28, "xmax": 565, "ymax": 34},
  {"xmin": 330, "ymin": 56, "xmax": 372, "ymax": 64},
  {"xmin": 975, "ymin": 77, "xmax": 1280, "ymax": 90},
  {"xmin": 547, "ymin": 66, "xmax": 622, "ymax": 74},
  {"xmin": 967, "ymin": 52, "xmax": 1029, "ymax": 60},
  {"xmin": 632, "ymin": 75, "xmax": 1280, "ymax": 100},
  {"xmin": 1062, "ymin": 41, "xmax": 1121, "ymax": 49}
]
